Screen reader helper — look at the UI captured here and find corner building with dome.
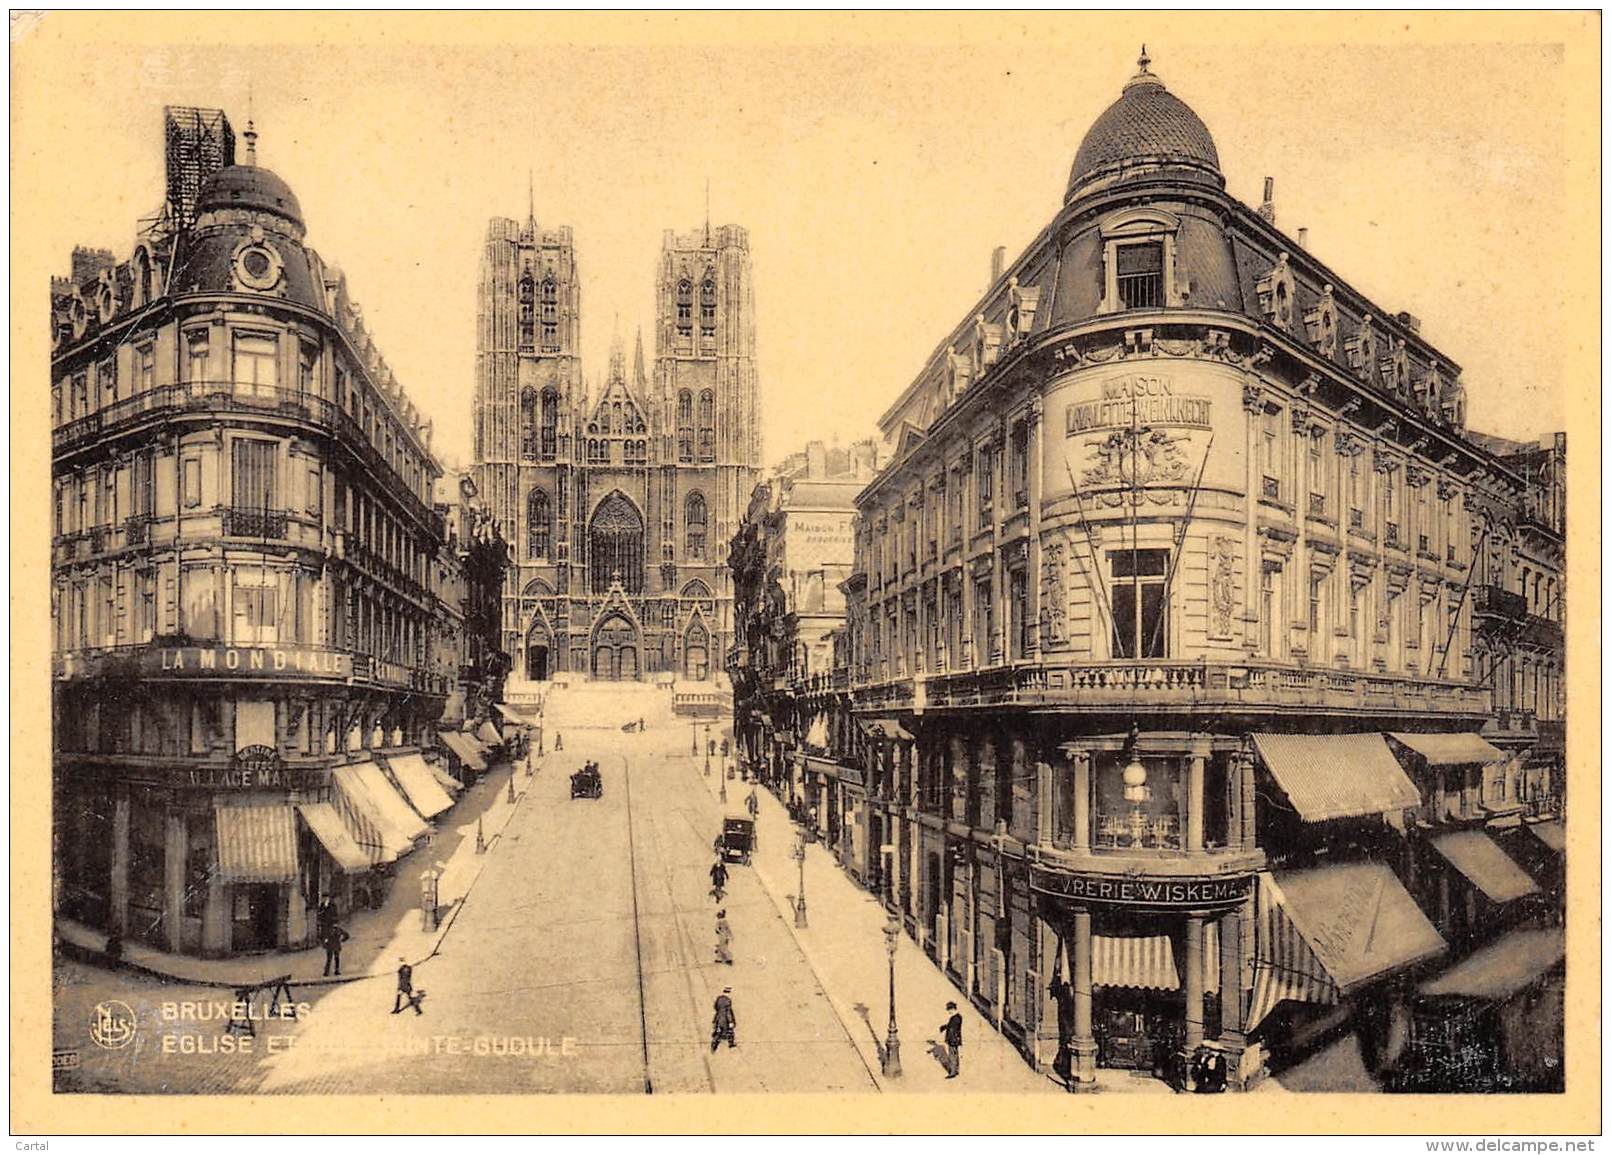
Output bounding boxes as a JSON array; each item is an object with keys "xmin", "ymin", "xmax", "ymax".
[
  {"xmin": 839, "ymin": 54, "xmax": 1563, "ymax": 1089},
  {"xmin": 472, "ymin": 213, "xmax": 760, "ymax": 685}
]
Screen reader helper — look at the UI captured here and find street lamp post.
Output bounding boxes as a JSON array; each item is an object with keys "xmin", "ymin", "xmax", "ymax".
[
  {"xmin": 882, "ymin": 913, "xmax": 903, "ymax": 1077},
  {"xmin": 792, "ymin": 829, "xmax": 809, "ymax": 928},
  {"xmin": 719, "ymin": 749, "xmax": 728, "ymax": 804},
  {"xmin": 692, "ymin": 719, "xmax": 699, "ymax": 756}
]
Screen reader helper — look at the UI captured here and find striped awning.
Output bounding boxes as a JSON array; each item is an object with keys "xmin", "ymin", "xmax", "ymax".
[
  {"xmin": 331, "ymin": 763, "xmax": 415, "ymax": 861},
  {"xmin": 438, "ymin": 730, "xmax": 487, "ymax": 772},
  {"xmin": 477, "ymin": 720, "xmax": 503, "ymax": 747},
  {"xmin": 497, "ymin": 703, "xmax": 540, "ymax": 727},
  {"xmin": 296, "ymin": 802, "xmax": 374, "ymax": 873},
  {"xmin": 430, "ymin": 762, "xmax": 464, "ymax": 794},
  {"xmin": 1387, "ymin": 732, "xmax": 1506, "ymax": 767},
  {"xmin": 1093, "ymin": 925, "xmax": 1219, "ymax": 993},
  {"xmin": 1252, "ymin": 733, "xmax": 1423, "ymax": 822},
  {"xmin": 352, "ymin": 761, "xmax": 429, "ymax": 841},
  {"xmin": 214, "ymin": 805, "xmax": 299, "ymax": 883},
  {"xmin": 1429, "ymin": 830, "xmax": 1540, "ymax": 904},
  {"xmin": 1248, "ymin": 863, "xmax": 1445, "ymax": 1031},
  {"xmin": 385, "ymin": 753, "xmax": 455, "ymax": 819}
]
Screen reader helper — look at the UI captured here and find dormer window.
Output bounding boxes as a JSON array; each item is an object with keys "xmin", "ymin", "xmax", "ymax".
[
  {"xmin": 1099, "ymin": 208, "xmax": 1182, "ymax": 314},
  {"xmin": 1117, "ymin": 242, "xmax": 1164, "ymax": 309}
]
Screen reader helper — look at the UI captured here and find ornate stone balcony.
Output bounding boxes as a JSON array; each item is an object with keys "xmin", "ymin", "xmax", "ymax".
[{"xmin": 854, "ymin": 658, "xmax": 1488, "ymax": 719}]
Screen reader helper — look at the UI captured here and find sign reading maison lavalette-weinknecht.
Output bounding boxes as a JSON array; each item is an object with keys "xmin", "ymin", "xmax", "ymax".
[{"xmin": 1030, "ymin": 866, "xmax": 1254, "ymax": 910}]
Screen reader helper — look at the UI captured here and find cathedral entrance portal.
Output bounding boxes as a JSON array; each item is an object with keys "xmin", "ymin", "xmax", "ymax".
[
  {"xmin": 525, "ymin": 622, "xmax": 552, "ymax": 681},
  {"xmin": 591, "ymin": 613, "xmax": 641, "ymax": 682}
]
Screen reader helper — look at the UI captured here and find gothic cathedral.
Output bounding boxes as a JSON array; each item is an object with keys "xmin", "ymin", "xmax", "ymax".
[{"xmin": 472, "ymin": 214, "xmax": 760, "ymax": 683}]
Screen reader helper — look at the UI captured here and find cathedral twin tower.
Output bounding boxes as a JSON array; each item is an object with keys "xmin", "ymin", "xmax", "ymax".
[{"xmin": 472, "ymin": 212, "xmax": 760, "ymax": 684}]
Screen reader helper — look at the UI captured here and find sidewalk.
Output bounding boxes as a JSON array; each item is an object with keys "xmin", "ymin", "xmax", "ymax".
[
  {"xmin": 697, "ymin": 748, "xmax": 1054, "ymax": 1094},
  {"xmin": 56, "ymin": 754, "xmax": 542, "ymax": 989}
]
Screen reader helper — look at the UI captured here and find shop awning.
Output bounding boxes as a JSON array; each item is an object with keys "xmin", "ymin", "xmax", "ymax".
[
  {"xmin": 859, "ymin": 718, "xmax": 914, "ymax": 741},
  {"xmin": 497, "ymin": 703, "xmax": 541, "ymax": 727},
  {"xmin": 1429, "ymin": 830, "xmax": 1540, "ymax": 904},
  {"xmin": 1527, "ymin": 820, "xmax": 1565, "ymax": 854},
  {"xmin": 477, "ymin": 720, "xmax": 503, "ymax": 747},
  {"xmin": 1248, "ymin": 863, "xmax": 1445, "ymax": 1030},
  {"xmin": 214, "ymin": 804, "xmax": 299, "ymax": 883},
  {"xmin": 804, "ymin": 755, "xmax": 843, "ymax": 781},
  {"xmin": 1418, "ymin": 927, "xmax": 1564, "ymax": 1002},
  {"xmin": 385, "ymin": 753, "xmax": 456, "ymax": 819},
  {"xmin": 805, "ymin": 714, "xmax": 830, "ymax": 750},
  {"xmin": 352, "ymin": 761, "xmax": 430, "ymax": 841},
  {"xmin": 1093, "ymin": 926, "xmax": 1219, "ymax": 993},
  {"xmin": 1251, "ymin": 733, "xmax": 1423, "ymax": 822},
  {"xmin": 438, "ymin": 730, "xmax": 487, "ymax": 772},
  {"xmin": 1387, "ymin": 732, "xmax": 1506, "ymax": 766},
  {"xmin": 331, "ymin": 763, "xmax": 417, "ymax": 861},
  {"xmin": 296, "ymin": 802, "xmax": 375, "ymax": 873},
  {"xmin": 430, "ymin": 763, "xmax": 464, "ymax": 794}
]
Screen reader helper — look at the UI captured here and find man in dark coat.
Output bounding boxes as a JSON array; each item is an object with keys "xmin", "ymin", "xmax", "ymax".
[
  {"xmin": 1049, "ymin": 974, "xmax": 1078, "ymax": 1090},
  {"xmin": 709, "ymin": 858, "xmax": 728, "ymax": 901},
  {"xmin": 940, "ymin": 1001, "xmax": 964, "ymax": 1078},
  {"xmin": 321, "ymin": 919, "xmax": 350, "ymax": 977},
  {"xmin": 711, "ymin": 987, "xmax": 737, "ymax": 1050},
  {"xmin": 392, "ymin": 959, "xmax": 423, "ymax": 1015}
]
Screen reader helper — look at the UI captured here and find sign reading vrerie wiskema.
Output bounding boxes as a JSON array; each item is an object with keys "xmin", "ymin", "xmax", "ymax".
[{"xmin": 1030, "ymin": 865, "xmax": 1254, "ymax": 910}]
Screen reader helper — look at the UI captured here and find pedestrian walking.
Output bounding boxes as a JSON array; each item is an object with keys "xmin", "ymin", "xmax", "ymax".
[
  {"xmin": 555, "ymin": 732, "xmax": 563, "ymax": 751},
  {"xmin": 320, "ymin": 920, "xmax": 350, "ymax": 977},
  {"xmin": 714, "ymin": 910, "xmax": 734, "ymax": 965},
  {"xmin": 392, "ymin": 959, "xmax": 424, "ymax": 1015},
  {"xmin": 1050, "ymin": 974, "xmax": 1077, "ymax": 1090},
  {"xmin": 711, "ymin": 986, "xmax": 737, "ymax": 1050},
  {"xmin": 709, "ymin": 858, "xmax": 728, "ymax": 901},
  {"xmin": 316, "ymin": 897, "xmax": 337, "ymax": 937},
  {"xmin": 745, "ymin": 788, "xmax": 759, "ymax": 819},
  {"xmin": 940, "ymin": 1001, "xmax": 964, "ymax": 1078}
]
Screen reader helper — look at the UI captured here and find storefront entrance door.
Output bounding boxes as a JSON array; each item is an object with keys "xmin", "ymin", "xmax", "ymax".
[
  {"xmin": 1095, "ymin": 989, "xmax": 1183, "ymax": 1072},
  {"xmin": 232, "ymin": 883, "xmax": 280, "ymax": 952}
]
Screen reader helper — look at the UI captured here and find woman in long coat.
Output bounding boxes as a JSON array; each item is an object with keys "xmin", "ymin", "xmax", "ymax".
[{"xmin": 714, "ymin": 910, "xmax": 734, "ymax": 965}]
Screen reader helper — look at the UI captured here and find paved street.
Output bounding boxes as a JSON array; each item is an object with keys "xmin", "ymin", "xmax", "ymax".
[{"xmin": 53, "ymin": 684, "xmax": 882, "ymax": 1094}]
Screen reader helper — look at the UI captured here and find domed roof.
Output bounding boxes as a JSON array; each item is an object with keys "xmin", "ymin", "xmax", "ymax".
[
  {"xmin": 195, "ymin": 163, "xmax": 304, "ymax": 231},
  {"xmin": 1066, "ymin": 50, "xmax": 1221, "ymax": 202}
]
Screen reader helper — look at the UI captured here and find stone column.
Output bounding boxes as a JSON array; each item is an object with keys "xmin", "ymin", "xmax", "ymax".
[
  {"xmin": 1026, "ymin": 395, "xmax": 1044, "ymax": 658},
  {"xmin": 163, "ymin": 810, "xmax": 187, "ymax": 953},
  {"xmin": 1218, "ymin": 907, "xmax": 1246, "ymax": 1054},
  {"xmin": 1242, "ymin": 385, "xmax": 1265, "ymax": 643},
  {"xmin": 109, "ymin": 792, "xmax": 130, "ymax": 936},
  {"xmin": 1071, "ymin": 750, "xmax": 1091, "ymax": 852},
  {"xmin": 1035, "ymin": 759, "xmax": 1054, "ymax": 845},
  {"xmin": 202, "ymin": 854, "xmax": 230, "ymax": 955},
  {"xmin": 1071, "ymin": 909, "xmax": 1096, "ymax": 1083},
  {"xmin": 1187, "ymin": 748, "xmax": 1207, "ymax": 853},
  {"xmin": 990, "ymin": 425, "xmax": 1006, "ymax": 664},
  {"xmin": 1184, "ymin": 915, "xmax": 1205, "ymax": 1051},
  {"xmin": 1239, "ymin": 750, "xmax": 1258, "ymax": 849}
]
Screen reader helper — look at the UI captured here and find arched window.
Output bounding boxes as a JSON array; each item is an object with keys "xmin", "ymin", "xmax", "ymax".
[
  {"xmin": 132, "ymin": 248, "xmax": 153, "ymax": 308},
  {"xmin": 589, "ymin": 492, "xmax": 645, "ymax": 594},
  {"xmin": 540, "ymin": 387, "xmax": 558, "ymax": 457},
  {"xmin": 518, "ymin": 274, "xmax": 535, "ymax": 351},
  {"xmin": 527, "ymin": 489, "xmax": 551, "ymax": 559},
  {"xmin": 677, "ymin": 389, "xmax": 694, "ymax": 462},
  {"xmin": 685, "ymin": 492, "xmax": 708, "ymax": 560},
  {"xmin": 675, "ymin": 279, "xmax": 693, "ymax": 338},
  {"xmin": 520, "ymin": 387, "xmax": 538, "ymax": 461},
  {"xmin": 700, "ymin": 274, "xmax": 717, "ymax": 337},
  {"xmin": 540, "ymin": 277, "xmax": 559, "ymax": 350},
  {"xmin": 698, "ymin": 389, "xmax": 716, "ymax": 462},
  {"xmin": 612, "ymin": 400, "xmax": 623, "ymax": 435}
]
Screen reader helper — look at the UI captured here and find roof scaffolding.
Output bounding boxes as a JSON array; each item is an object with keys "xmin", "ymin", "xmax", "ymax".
[{"xmin": 163, "ymin": 106, "xmax": 235, "ymax": 232}]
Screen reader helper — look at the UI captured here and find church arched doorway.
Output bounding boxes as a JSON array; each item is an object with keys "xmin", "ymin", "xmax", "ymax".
[
  {"xmin": 684, "ymin": 621, "xmax": 710, "ymax": 681},
  {"xmin": 589, "ymin": 492, "xmax": 645, "ymax": 594},
  {"xmin": 525, "ymin": 621, "xmax": 552, "ymax": 682},
  {"xmin": 591, "ymin": 613, "xmax": 641, "ymax": 682}
]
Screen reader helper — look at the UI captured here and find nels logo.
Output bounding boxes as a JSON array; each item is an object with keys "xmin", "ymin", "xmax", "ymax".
[{"xmin": 90, "ymin": 1000, "xmax": 138, "ymax": 1050}]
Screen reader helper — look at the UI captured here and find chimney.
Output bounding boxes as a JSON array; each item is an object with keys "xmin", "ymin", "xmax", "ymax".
[
  {"xmin": 1298, "ymin": 227, "xmax": 1309, "ymax": 248},
  {"xmin": 1395, "ymin": 311, "xmax": 1422, "ymax": 334},
  {"xmin": 991, "ymin": 246, "xmax": 1007, "ymax": 282},
  {"xmin": 70, "ymin": 246, "xmax": 116, "ymax": 285},
  {"xmin": 806, "ymin": 440, "xmax": 827, "ymax": 478},
  {"xmin": 1258, "ymin": 177, "xmax": 1276, "ymax": 224}
]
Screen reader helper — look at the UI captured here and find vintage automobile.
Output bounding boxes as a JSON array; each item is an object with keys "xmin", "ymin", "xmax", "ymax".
[
  {"xmin": 570, "ymin": 765, "xmax": 603, "ymax": 799},
  {"xmin": 715, "ymin": 815, "xmax": 756, "ymax": 865}
]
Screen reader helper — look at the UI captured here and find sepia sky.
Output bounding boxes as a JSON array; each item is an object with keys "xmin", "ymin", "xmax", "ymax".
[{"xmin": 26, "ymin": 18, "xmax": 1570, "ymax": 472}]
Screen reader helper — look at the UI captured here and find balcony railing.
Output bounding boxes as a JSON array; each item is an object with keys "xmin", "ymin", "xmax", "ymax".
[
  {"xmin": 1472, "ymin": 584, "xmax": 1528, "ymax": 620},
  {"xmin": 854, "ymin": 658, "xmax": 1488, "ymax": 717},
  {"xmin": 222, "ymin": 506, "xmax": 289, "ymax": 540}
]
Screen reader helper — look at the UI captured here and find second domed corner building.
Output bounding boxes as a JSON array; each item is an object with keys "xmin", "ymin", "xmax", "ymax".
[
  {"xmin": 472, "ymin": 212, "xmax": 761, "ymax": 687},
  {"xmin": 806, "ymin": 51, "xmax": 1555, "ymax": 1090}
]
